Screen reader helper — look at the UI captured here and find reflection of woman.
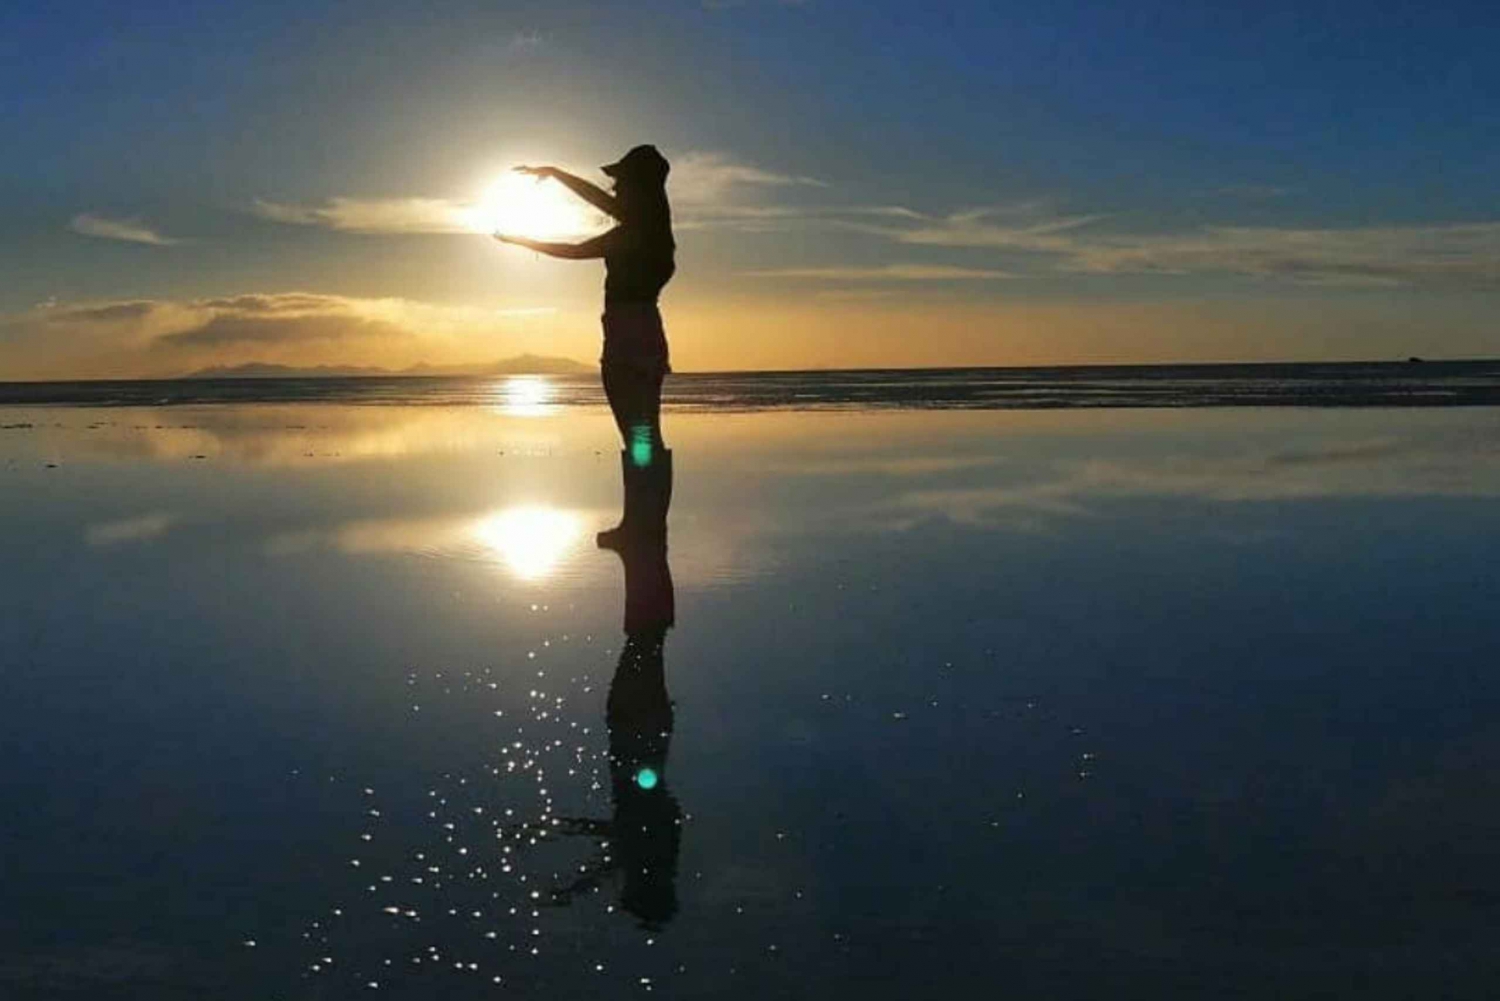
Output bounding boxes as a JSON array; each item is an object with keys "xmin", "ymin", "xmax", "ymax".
[
  {"xmin": 493, "ymin": 146, "xmax": 675, "ymax": 543},
  {"xmin": 603, "ymin": 621, "xmax": 680, "ymax": 927},
  {"xmin": 547, "ymin": 534, "xmax": 681, "ymax": 929}
]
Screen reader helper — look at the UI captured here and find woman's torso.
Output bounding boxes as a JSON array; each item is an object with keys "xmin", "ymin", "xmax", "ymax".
[{"xmin": 604, "ymin": 224, "xmax": 675, "ymax": 306}]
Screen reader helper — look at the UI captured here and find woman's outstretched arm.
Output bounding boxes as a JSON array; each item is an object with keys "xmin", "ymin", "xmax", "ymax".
[
  {"xmin": 516, "ymin": 166, "xmax": 621, "ymax": 219},
  {"xmin": 494, "ymin": 228, "xmax": 620, "ymax": 259}
]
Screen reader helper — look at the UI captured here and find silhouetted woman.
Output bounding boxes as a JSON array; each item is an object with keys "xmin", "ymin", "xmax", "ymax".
[{"xmin": 494, "ymin": 145, "xmax": 675, "ymax": 544}]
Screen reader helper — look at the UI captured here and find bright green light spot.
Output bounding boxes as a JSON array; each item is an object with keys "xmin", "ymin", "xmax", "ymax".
[
  {"xmin": 629, "ymin": 426, "xmax": 653, "ymax": 468},
  {"xmin": 634, "ymin": 767, "xmax": 659, "ymax": 790}
]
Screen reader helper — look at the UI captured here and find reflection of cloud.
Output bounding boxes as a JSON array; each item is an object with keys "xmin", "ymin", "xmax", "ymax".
[
  {"xmin": 61, "ymin": 407, "xmax": 570, "ymax": 467},
  {"xmin": 85, "ymin": 513, "xmax": 176, "ymax": 546},
  {"xmin": 0, "ymin": 941, "xmax": 172, "ymax": 990},
  {"xmin": 891, "ymin": 483, "xmax": 1090, "ymax": 528},
  {"xmin": 470, "ymin": 507, "xmax": 583, "ymax": 580},
  {"xmin": 261, "ymin": 493, "xmax": 774, "ymax": 589},
  {"xmin": 267, "ymin": 507, "xmax": 587, "ymax": 583},
  {"xmin": 886, "ymin": 435, "xmax": 1500, "ymax": 528},
  {"xmin": 1262, "ymin": 440, "xmax": 1407, "ymax": 467},
  {"xmin": 775, "ymin": 455, "xmax": 1003, "ymax": 476},
  {"xmin": 69, "ymin": 213, "xmax": 181, "ymax": 246}
]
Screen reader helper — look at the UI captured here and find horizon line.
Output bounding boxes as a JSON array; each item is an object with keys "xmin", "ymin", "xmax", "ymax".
[{"xmin": 2, "ymin": 356, "xmax": 1496, "ymax": 387}]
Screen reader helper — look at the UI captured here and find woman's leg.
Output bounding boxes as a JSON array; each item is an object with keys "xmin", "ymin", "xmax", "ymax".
[
  {"xmin": 602, "ymin": 363, "xmax": 666, "ymax": 461},
  {"xmin": 598, "ymin": 362, "xmax": 671, "ymax": 544}
]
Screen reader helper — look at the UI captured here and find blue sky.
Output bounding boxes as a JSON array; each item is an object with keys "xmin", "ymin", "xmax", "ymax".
[{"xmin": 3, "ymin": 0, "xmax": 1498, "ymax": 375}]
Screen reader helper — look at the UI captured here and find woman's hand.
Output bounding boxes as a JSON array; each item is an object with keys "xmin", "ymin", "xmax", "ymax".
[
  {"xmin": 513, "ymin": 165, "xmax": 556, "ymax": 180},
  {"xmin": 493, "ymin": 232, "xmax": 533, "ymax": 248}
]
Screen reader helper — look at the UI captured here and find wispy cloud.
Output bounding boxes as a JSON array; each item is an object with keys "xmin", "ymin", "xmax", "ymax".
[
  {"xmin": 505, "ymin": 30, "xmax": 544, "ymax": 53},
  {"xmin": 69, "ymin": 213, "xmax": 181, "ymax": 246},
  {"xmin": 1211, "ymin": 184, "xmax": 1292, "ymax": 199},
  {"xmin": 253, "ymin": 197, "xmax": 469, "ymax": 235},
  {"xmin": 249, "ymin": 157, "xmax": 1500, "ymax": 290},
  {"xmin": 1062, "ymin": 221, "xmax": 1500, "ymax": 287},
  {"xmin": 702, "ymin": 0, "xmax": 810, "ymax": 10},
  {"xmin": 748, "ymin": 264, "xmax": 1016, "ymax": 281},
  {"xmin": 59, "ymin": 300, "xmax": 158, "ymax": 322},
  {"xmin": 859, "ymin": 205, "xmax": 1500, "ymax": 288},
  {"xmin": 854, "ymin": 205, "xmax": 1108, "ymax": 251},
  {"xmin": 671, "ymin": 151, "xmax": 825, "ymax": 205},
  {"xmin": 255, "ymin": 151, "xmax": 826, "ymax": 236},
  {"xmin": 665, "ymin": 151, "xmax": 831, "ymax": 232}
]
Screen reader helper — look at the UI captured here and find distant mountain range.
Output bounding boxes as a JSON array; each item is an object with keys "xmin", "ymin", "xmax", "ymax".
[{"xmin": 183, "ymin": 354, "xmax": 591, "ymax": 379}]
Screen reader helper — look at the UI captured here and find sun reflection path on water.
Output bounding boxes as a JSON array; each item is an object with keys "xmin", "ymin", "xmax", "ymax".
[
  {"xmin": 491, "ymin": 376, "xmax": 559, "ymax": 418},
  {"xmin": 300, "ymin": 661, "xmax": 616, "ymax": 993},
  {"xmin": 470, "ymin": 506, "xmax": 583, "ymax": 581}
]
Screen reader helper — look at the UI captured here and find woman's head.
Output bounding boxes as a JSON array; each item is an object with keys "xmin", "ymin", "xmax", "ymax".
[{"xmin": 603, "ymin": 145, "xmax": 671, "ymax": 227}]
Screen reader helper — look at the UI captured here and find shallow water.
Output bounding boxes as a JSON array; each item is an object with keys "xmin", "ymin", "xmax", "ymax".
[
  {"xmin": 3, "ymin": 400, "xmax": 1500, "ymax": 999},
  {"xmin": 5, "ymin": 359, "xmax": 1500, "ymax": 409}
]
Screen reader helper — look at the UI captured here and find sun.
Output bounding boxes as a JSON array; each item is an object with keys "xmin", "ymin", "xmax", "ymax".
[{"xmin": 462, "ymin": 173, "xmax": 597, "ymax": 239}]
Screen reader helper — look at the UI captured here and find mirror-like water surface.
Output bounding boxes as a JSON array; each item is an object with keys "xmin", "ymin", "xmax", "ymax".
[{"xmin": 3, "ymin": 399, "xmax": 1499, "ymax": 998}]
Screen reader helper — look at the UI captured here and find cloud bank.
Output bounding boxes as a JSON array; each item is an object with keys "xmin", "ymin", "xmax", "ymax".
[{"xmin": 0, "ymin": 293, "xmax": 566, "ymax": 379}]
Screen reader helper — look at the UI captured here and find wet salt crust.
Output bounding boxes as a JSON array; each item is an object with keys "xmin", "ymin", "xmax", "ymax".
[{"xmin": 2, "ymin": 401, "xmax": 1499, "ymax": 999}]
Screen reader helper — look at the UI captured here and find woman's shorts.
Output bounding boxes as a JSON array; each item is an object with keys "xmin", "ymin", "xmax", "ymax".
[{"xmin": 601, "ymin": 303, "xmax": 671, "ymax": 377}]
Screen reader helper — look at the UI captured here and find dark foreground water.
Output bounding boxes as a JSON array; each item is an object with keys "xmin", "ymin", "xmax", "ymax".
[{"xmin": 2, "ymin": 392, "xmax": 1500, "ymax": 999}]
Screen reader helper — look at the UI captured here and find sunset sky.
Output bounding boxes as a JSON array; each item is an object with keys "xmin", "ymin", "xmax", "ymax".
[{"xmin": 4, "ymin": 0, "xmax": 1498, "ymax": 378}]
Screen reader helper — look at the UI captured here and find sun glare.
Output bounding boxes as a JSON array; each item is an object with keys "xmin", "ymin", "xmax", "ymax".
[
  {"xmin": 470, "ymin": 506, "xmax": 582, "ymax": 581},
  {"xmin": 463, "ymin": 174, "xmax": 596, "ymax": 238}
]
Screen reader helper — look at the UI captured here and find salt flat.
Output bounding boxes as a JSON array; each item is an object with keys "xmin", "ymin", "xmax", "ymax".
[{"xmin": 2, "ymin": 400, "xmax": 1499, "ymax": 999}]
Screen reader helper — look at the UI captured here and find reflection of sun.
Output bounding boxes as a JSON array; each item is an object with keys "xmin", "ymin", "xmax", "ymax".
[
  {"xmin": 470, "ymin": 506, "xmax": 582, "ymax": 581},
  {"xmin": 462, "ymin": 174, "xmax": 595, "ymax": 238},
  {"xmin": 493, "ymin": 375, "xmax": 556, "ymax": 417}
]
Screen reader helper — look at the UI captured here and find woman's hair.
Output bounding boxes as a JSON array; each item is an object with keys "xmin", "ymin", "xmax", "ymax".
[{"xmin": 616, "ymin": 175, "xmax": 673, "ymax": 234}]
